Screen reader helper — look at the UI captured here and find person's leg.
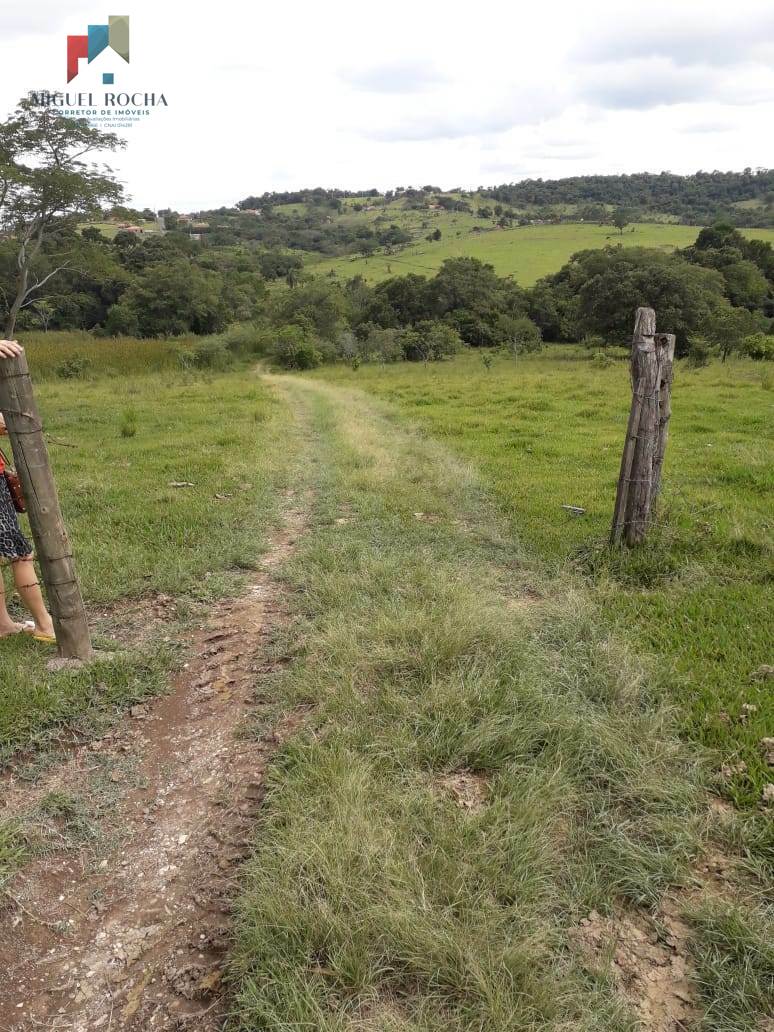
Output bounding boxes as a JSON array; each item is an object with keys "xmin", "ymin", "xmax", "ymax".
[
  {"xmin": 11, "ymin": 557, "xmax": 55, "ymax": 638},
  {"xmin": 0, "ymin": 566, "xmax": 25, "ymax": 636}
]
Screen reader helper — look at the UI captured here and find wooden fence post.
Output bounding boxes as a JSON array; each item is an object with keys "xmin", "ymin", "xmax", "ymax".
[
  {"xmin": 610, "ymin": 307, "xmax": 655, "ymax": 544},
  {"xmin": 0, "ymin": 351, "xmax": 92, "ymax": 660},
  {"xmin": 652, "ymin": 332, "xmax": 676, "ymax": 505},
  {"xmin": 610, "ymin": 309, "xmax": 675, "ymax": 547}
]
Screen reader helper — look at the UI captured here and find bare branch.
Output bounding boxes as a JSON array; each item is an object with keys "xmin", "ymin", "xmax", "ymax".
[{"xmin": 20, "ymin": 263, "xmax": 72, "ymax": 303}]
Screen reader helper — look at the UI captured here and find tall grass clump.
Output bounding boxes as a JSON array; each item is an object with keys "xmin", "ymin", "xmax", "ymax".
[{"xmin": 21, "ymin": 330, "xmax": 185, "ymax": 379}]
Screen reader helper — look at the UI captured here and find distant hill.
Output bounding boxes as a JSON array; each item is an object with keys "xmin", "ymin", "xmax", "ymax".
[
  {"xmin": 480, "ymin": 170, "xmax": 774, "ymax": 227},
  {"xmin": 147, "ymin": 171, "xmax": 774, "ymax": 289}
]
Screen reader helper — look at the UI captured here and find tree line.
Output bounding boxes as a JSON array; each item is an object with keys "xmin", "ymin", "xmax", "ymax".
[
  {"xmin": 1, "ymin": 98, "xmax": 771, "ymax": 365},
  {"xmin": 2, "ymin": 219, "xmax": 772, "ymax": 366},
  {"xmin": 481, "ymin": 170, "xmax": 774, "ymax": 227}
]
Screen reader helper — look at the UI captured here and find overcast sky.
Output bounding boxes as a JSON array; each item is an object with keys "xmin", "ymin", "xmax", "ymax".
[{"xmin": 1, "ymin": 0, "xmax": 773, "ymax": 211}]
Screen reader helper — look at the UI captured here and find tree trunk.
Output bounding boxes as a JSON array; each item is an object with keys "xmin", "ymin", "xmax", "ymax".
[
  {"xmin": 5, "ymin": 262, "xmax": 29, "ymax": 339},
  {"xmin": 0, "ymin": 350, "xmax": 92, "ymax": 659}
]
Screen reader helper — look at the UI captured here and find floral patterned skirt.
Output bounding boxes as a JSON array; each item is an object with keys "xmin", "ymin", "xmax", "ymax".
[{"xmin": 0, "ymin": 474, "xmax": 32, "ymax": 561}]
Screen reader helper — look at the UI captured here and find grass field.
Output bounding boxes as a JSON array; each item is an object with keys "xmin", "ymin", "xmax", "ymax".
[
  {"xmin": 78, "ymin": 219, "xmax": 161, "ymax": 240},
  {"xmin": 230, "ymin": 375, "xmax": 772, "ymax": 1032},
  {"xmin": 1, "ymin": 336, "xmax": 772, "ymax": 1028},
  {"xmin": 0, "ymin": 341, "xmax": 293, "ymax": 772},
  {"xmin": 313, "ymin": 350, "xmax": 774, "ymax": 808},
  {"xmin": 306, "ymin": 223, "xmax": 774, "ymax": 286}
]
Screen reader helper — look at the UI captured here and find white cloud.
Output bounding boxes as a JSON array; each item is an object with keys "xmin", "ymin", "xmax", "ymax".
[
  {"xmin": 577, "ymin": 58, "xmax": 715, "ymax": 110},
  {"xmin": 574, "ymin": 15, "xmax": 774, "ymax": 68},
  {"xmin": 0, "ymin": 1, "xmax": 93, "ymax": 38},
  {"xmin": 341, "ymin": 61, "xmax": 447, "ymax": 93},
  {"xmin": 0, "ymin": 0, "xmax": 771, "ymax": 209}
]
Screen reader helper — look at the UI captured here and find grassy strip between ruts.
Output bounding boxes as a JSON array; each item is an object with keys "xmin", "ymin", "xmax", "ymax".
[
  {"xmin": 230, "ymin": 376, "xmax": 772, "ymax": 1032},
  {"xmin": 0, "ymin": 363, "xmax": 296, "ymax": 887}
]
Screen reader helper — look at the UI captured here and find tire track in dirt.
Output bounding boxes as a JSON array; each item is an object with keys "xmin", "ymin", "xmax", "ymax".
[{"xmin": 0, "ymin": 490, "xmax": 309, "ymax": 1031}]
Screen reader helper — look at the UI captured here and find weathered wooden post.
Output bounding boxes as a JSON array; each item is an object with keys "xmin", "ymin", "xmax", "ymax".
[
  {"xmin": 0, "ymin": 351, "xmax": 92, "ymax": 659},
  {"xmin": 610, "ymin": 308, "xmax": 675, "ymax": 546},
  {"xmin": 652, "ymin": 332, "xmax": 676, "ymax": 505}
]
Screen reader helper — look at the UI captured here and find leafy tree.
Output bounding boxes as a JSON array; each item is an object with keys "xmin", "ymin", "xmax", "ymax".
[
  {"xmin": 685, "ymin": 335, "xmax": 712, "ymax": 367},
  {"xmin": 103, "ymin": 300, "xmax": 139, "ymax": 336},
  {"xmin": 0, "ymin": 94, "xmax": 124, "ymax": 335},
  {"xmin": 258, "ymin": 250, "xmax": 303, "ymax": 282},
  {"xmin": 612, "ymin": 207, "xmax": 633, "ymax": 235},
  {"xmin": 498, "ymin": 315, "xmax": 542, "ymax": 354},
  {"xmin": 528, "ymin": 278, "xmax": 578, "ymax": 342},
  {"xmin": 365, "ymin": 274, "xmax": 430, "ymax": 328},
  {"xmin": 701, "ymin": 304, "xmax": 759, "ymax": 362},
  {"xmin": 721, "ymin": 260, "xmax": 769, "ymax": 310},
  {"xmin": 683, "ymin": 222, "xmax": 773, "ymax": 310},
  {"xmin": 363, "ymin": 326, "xmax": 403, "ymax": 363},
  {"xmin": 541, "ymin": 246, "xmax": 728, "ymax": 353},
  {"xmin": 400, "ymin": 321, "xmax": 462, "ymax": 362},
  {"xmin": 378, "ymin": 224, "xmax": 411, "ymax": 248},
  {"xmin": 271, "ymin": 325, "xmax": 322, "ymax": 369},
  {"xmin": 741, "ymin": 332, "xmax": 774, "ymax": 360},
  {"xmin": 267, "ymin": 278, "xmax": 349, "ymax": 341},
  {"xmin": 115, "ymin": 260, "xmax": 229, "ymax": 336}
]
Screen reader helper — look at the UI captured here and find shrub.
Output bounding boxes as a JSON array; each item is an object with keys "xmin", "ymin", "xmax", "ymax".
[
  {"xmin": 504, "ymin": 316, "xmax": 543, "ymax": 355},
  {"xmin": 685, "ymin": 335, "xmax": 712, "ymax": 368},
  {"xmin": 178, "ymin": 336, "xmax": 233, "ymax": 370},
  {"xmin": 221, "ymin": 322, "xmax": 267, "ymax": 355},
  {"xmin": 335, "ymin": 331, "xmax": 359, "ymax": 361},
  {"xmin": 741, "ymin": 333, "xmax": 774, "ymax": 361},
  {"xmin": 581, "ymin": 333, "xmax": 607, "ymax": 351},
  {"xmin": 364, "ymin": 327, "xmax": 403, "ymax": 363},
  {"xmin": 102, "ymin": 302, "xmax": 140, "ymax": 338},
  {"xmin": 271, "ymin": 326, "xmax": 323, "ymax": 370},
  {"xmin": 55, "ymin": 355, "xmax": 92, "ymax": 379},
  {"xmin": 401, "ymin": 321, "xmax": 463, "ymax": 362}
]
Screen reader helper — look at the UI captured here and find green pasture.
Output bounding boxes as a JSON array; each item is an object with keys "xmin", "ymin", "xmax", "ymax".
[
  {"xmin": 0, "ymin": 338, "xmax": 293, "ymax": 770},
  {"xmin": 231, "ymin": 374, "xmax": 772, "ymax": 1032},
  {"xmin": 307, "ymin": 223, "xmax": 774, "ymax": 286},
  {"xmin": 0, "ymin": 335, "xmax": 771, "ymax": 1028},
  {"xmin": 314, "ymin": 349, "xmax": 774, "ymax": 806},
  {"xmin": 78, "ymin": 219, "xmax": 160, "ymax": 239}
]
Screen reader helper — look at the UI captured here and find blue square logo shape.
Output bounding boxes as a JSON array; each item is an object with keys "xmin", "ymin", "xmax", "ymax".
[{"xmin": 102, "ymin": 72, "xmax": 114, "ymax": 85}]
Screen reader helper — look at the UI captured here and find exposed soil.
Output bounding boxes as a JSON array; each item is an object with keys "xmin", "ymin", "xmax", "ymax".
[
  {"xmin": 436, "ymin": 770, "xmax": 490, "ymax": 812},
  {"xmin": 571, "ymin": 897, "xmax": 701, "ymax": 1031},
  {"xmin": 0, "ymin": 492, "xmax": 308, "ymax": 1031}
]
